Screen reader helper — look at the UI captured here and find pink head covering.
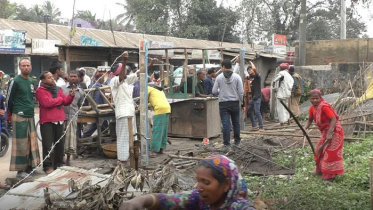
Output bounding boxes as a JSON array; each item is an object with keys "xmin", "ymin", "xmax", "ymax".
[
  {"xmin": 309, "ymin": 89, "xmax": 325, "ymax": 101},
  {"xmin": 113, "ymin": 63, "xmax": 122, "ymax": 76}
]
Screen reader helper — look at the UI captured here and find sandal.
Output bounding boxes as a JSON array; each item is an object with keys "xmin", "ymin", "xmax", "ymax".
[
  {"xmin": 149, "ymin": 152, "xmax": 157, "ymax": 158},
  {"xmin": 250, "ymin": 127, "xmax": 259, "ymax": 131}
]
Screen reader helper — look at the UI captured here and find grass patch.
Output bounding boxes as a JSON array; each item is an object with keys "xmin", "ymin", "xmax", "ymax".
[{"xmin": 244, "ymin": 138, "xmax": 373, "ymax": 210}]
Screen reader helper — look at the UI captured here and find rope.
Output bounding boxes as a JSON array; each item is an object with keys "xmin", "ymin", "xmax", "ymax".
[{"xmin": 5, "ymin": 51, "xmax": 129, "ymax": 195}]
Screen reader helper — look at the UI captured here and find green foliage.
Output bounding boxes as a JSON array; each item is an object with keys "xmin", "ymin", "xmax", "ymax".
[
  {"xmin": 240, "ymin": 0, "xmax": 368, "ymax": 45},
  {"xmin": 245, "ymin": 139, "xmax": 373, "ymax": 210},
  {"xmin": 116, "ymin": 0, "xmax": 240, "ymax": 42},
  {"xmin": 300, "ymin": 82, "xmax": 311, "ymax": 104},
  {"xmin": 75, "ymin": 10, "xmax": 96, "ymax": 23},
  {"xmin": 0, "ymin": 0, "xmax": 17, "ymax": 19}
]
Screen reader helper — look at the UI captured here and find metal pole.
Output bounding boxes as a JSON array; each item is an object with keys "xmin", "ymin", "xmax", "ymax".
[
  {"xmin": 299, "ymin": 0, "xmax": 307, "ymax": 66},
  {"xmin": 340, "ymin": 0, "xmax": 346, "ymax": 39},
  {"xmin": 139, "ymin": 40, "xmax": 149, "ymax": 165}
]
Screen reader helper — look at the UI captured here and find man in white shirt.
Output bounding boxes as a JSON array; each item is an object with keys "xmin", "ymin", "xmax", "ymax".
[
  {"xmin": 109, "ymin": 52, "xmax": 138, "ymax": 166},
  {"xmin": 38, "ymin": 61, "xmax": 66, "ymax": 88},
  {"xmin": 79, "ymin": 68, "xmax": 91, "ymax": 87}
]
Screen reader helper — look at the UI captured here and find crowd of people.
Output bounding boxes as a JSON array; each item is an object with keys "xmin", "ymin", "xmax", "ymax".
[{"xmin": 0, "ymin": 54, "xmax": 345, "ymax": 208}]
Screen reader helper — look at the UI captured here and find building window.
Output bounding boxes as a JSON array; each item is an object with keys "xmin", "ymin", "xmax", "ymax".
[{"xmin": 77, "ymin": 24, "xmax": 82, "ymax": 27}]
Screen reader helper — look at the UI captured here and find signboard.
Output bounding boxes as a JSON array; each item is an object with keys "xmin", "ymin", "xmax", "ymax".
[
  {"xmin": 80, "ymin": 35, "xmax": 102, "ymax": 46},
  {"xmin": 272, "ymin": 34, "xmax": 287, "ymax": 55},
  {"xmin": 0, "ymin": 29, "xmax": 27, "ymax": 54},
  {"xmin": 149, "ymin": 41, "xmax": 174, "ymax": 58},
  {"xmin": 31, "ymin": 39, "xmax": 61, "ymax": 54},
  {"xmin": 191, "ymin": 49, "xmax": 222, "ymax": 60}
]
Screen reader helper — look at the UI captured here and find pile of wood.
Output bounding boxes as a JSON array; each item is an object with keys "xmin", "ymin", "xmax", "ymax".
[{"xmin": 332, "ymin": 63, "xmax": 373, "ymax": 138}]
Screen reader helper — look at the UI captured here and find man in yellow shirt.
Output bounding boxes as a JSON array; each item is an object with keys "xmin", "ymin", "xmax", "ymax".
[{"xmin": 148, "ymin": 84, "xmax": 171, "ymax": 158}]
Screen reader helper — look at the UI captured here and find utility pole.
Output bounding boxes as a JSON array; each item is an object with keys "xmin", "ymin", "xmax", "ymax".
[
  {"xmin": 340, "ymin": 0, "xmax": 346, "ymax": 39},
  {"xmin": 299, "ymin": 0, "xmax": 307, "ymax": 66}
]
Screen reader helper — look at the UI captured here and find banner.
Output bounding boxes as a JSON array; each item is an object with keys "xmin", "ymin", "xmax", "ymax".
[
  {"xmin": 80, "ymin": 35, "xmax": 101, "ymax": 46},
  {"xmin": 31, "ymin": 39, "xmax": 61, "ymax": 54},
  {"xmin": 272, "ymin": 34, "xmax": 287, "ymax": 55},
  {"xmin": 0, "ymin": 29, "xmax": 27, "ymax": 54},
  {"xmin": 149, "ymin": 41, "xmax": 174, "ymax": 58}
]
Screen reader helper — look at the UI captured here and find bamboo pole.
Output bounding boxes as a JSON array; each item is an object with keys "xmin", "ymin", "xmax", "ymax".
[
  {"xmin": 128, "ymin": 117, "xmax": 136, "ymax": 170},
  {"xmin": 241, "ymin": 131, "xmax": 362, "ymax": 141}
]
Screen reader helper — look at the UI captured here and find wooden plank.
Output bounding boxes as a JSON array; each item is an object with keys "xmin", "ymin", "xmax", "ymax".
[{"xmin": 77, "ymin": 116, "xmax": 96, "ymax": 123}]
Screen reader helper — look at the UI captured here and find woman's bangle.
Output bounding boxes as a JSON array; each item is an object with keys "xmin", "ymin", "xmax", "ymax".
[{"xmin": 148, "ymin": 194, "xmax": 156, "ymax": 209}]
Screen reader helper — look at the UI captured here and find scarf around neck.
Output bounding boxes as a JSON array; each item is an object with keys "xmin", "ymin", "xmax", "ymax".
[{"xmin": 40, "ymin": 82, "xmax": 59, "ymax": 98}]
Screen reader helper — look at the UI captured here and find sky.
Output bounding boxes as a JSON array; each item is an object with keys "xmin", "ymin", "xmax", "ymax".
[{"xmin": 9, "ymin": 0, "xmax": 373, "ymax": 38}]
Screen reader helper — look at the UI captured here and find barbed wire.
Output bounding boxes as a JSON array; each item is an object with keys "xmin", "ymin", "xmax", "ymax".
[{"xmin": 5, "ymin": 51, "xmax": 128, "ymax": 195}]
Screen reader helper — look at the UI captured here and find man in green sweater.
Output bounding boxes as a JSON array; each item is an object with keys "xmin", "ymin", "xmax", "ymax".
[{"xmin": 6, "ymin": 58, "xmax": 40, "ymax": 179}]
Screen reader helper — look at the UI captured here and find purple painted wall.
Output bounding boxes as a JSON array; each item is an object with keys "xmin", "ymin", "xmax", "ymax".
[{"xmin": 68, "ymin": 18, "xmax": 96, "ymax": 29}]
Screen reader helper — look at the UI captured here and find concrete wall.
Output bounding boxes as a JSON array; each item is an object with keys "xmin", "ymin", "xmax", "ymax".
[
  {"xmin": 295, "ymin": 38, "xmax": 373, "ymax": 65},
  {"xmin": 295, "ymin": 63, "xmax": 372, "ymax": 95},
  {"xmin": 256, "ymin": 57, "xmax": 278, "ymax": 87}
]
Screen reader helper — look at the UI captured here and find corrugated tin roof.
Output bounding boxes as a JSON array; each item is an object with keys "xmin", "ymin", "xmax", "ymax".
[{"xmin": 0, "ymin": 19, "xmax": 254, "ymax": 50}]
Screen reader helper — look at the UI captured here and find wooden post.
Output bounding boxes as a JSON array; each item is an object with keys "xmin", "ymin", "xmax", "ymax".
[
  {"xmin": 370, "ymin": 157, "xmax": 373, "ymax": 210},
  {"xmin": 202, "ymin": 49, "xmax": 206, "ymax": 70},
  {"xmin": 183, "ymin": 49, "xmax": 188, "ymax": 95},
  {"xmin": 128, "ymin": 117, "xmax": 135, "ymax": 169},
  {"xmin": 165, "ymin": 49, "xmax": 170, "ymax": 89}
]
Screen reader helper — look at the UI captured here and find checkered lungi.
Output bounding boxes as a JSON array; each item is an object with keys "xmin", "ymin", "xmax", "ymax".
[
  {"xmin": 10, "ymin": 114, "xmax": 40, "ymax": 171},
  {"xmin": 116, "ymin": 116, "xmax": 137, "ymax": 161},
  {"xmin": 64, "ymin": 121, "xmax": 77, "ymax": 155},
  {"xmin": 150, "ymin": 113, "xmax": 169, "ymax": 153}
]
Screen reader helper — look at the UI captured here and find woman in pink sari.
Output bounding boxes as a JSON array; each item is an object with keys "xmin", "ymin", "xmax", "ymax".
[{"xmin": 305, "ymin": 89, "xmax": 344, "ymax": 182}]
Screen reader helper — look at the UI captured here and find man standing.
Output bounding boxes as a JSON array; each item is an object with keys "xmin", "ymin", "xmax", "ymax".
[
  {"xmin": 272, "ymin": 63, "xmax": 294, "ymax": 126},
  {"xmin": 204, "ymin": 68, "xmax": 216, "ymax": 95},
  {"xmin": 79, "ymin": 68, "xmax": 91, "ymax": 87},
  {"xmin": 62, "ymin": 70, "xmax": 84, "ymax": 165},
  {"xmin": 6, "ymin": 58, "xmax": 40, "ymax": 178},
  {"xmin": 110, "ymin": 52, "xmax": 138, "ymax": 166},
  {"xmin": 212, "ymin": 60, "xmax": 244, "ymax": 147},
  {"xmin": 36, "ymin": 71, "xmax": 74, "ymax": 174},
  {"xmin": 196, "ymin": 70, "xmax": 207, "ymax": 96},
  {"xmin": 288, "ymin": 66, "xmax": 304, "ymax": 117}
]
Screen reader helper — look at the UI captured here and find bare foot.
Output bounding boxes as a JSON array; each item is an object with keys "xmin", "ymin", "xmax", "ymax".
[
  {"xmin": 159, "ymin": 148, "xmax": 165, "ymax": 154},
  {"xmin": 149, "ymin": 152, "xmax": 157, "ymax": 158},
  {"xmin": 45, "ymin": 169, "xmax": 54, "ymax": 175}
]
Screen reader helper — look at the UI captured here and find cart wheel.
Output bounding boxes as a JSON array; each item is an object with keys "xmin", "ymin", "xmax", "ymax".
[{"xmin": 0, "ymin": 132, "xmax": 9, "ymax": 157}]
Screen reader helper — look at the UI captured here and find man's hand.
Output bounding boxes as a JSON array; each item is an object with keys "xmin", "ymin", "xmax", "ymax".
[
  {"xmin": 236, "ymin": 57, "xmax": 240, "ymax": 63},
  {"xmin": 249, "ymin": 61, "xmax": 256, "ymax": 70},
  {"xmin": 272, "ymin": 82, "xmax": 275, "ymax": 88},
  {"xmin": 69, "ymin": 89, "xmax": 75, "ymax": 97},
  {"xmin": 123, "ymin": 51, "xmax": 129, "ymax": 61},
  {"xmin": 0, "ymin": 109, "xmax": 4, "ymax": 116}
]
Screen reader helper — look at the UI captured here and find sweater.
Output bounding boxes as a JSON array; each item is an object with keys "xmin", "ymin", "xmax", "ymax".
[
  {"xmin": 212, "ymin": 70, "xmax": 244, "ymax": 104},
  {"xmin": 36, "ymin": 86, "xmax": 74, "ymax": 124},
  {"xmin": 6, "ymin": 75, "xmax": 35, "ymax": 117}
]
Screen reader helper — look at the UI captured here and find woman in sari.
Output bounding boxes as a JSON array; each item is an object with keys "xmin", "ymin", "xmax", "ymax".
[
  {"xmin": 120, "ymin": 155, "xmax": 254, "ymax": 210},
  {"xmin": 305, "ymin": 89, "xmax": 344, "ymax": 182}
]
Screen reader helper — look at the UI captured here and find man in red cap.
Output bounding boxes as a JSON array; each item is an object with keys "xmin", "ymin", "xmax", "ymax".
[{"xmin": 272, "ymin": 63, "xmax": 294, "ymax": 126}]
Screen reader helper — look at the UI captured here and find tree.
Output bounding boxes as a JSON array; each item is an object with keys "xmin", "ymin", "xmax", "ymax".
[
  {"xmin": 75, "ymin": 10, "xmax": 96, "ymax": 22},
  {"xmin": 240, "ymin": 0, "xmax": 367, "ymax": 45},
  {"xmin": 0, "ymin": 0, "xmax": 17, "ymax": 19},
  {"xmin": 115, "ymin": 0, "xmax": 136, "ymax": 30},
  {"xmin": 42, "ymin": 0, "xmax": 61, "ymax": 22}
]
